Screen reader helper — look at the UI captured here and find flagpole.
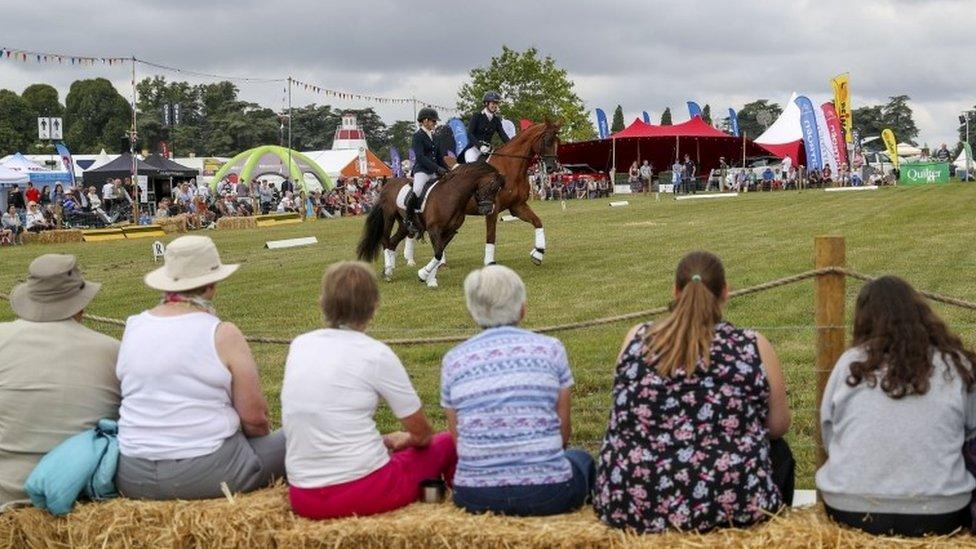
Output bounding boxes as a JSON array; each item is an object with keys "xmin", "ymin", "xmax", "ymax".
[
  {"xmin": 287, "ymin": 76, "xmax": 293, "ymax": 192},
  {"xmin": 131, "ymin": 55, "xmax": 139, "ymax": 224}
]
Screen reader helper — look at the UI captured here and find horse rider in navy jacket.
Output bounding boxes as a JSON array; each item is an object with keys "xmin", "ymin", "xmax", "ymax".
[
  {"xmin": 405, "ymin": 107, "xmax": 449, "ymax": 233},
  {"xmin": 462, "ymin": 91, "xmax": 509, "ymax": 163}
]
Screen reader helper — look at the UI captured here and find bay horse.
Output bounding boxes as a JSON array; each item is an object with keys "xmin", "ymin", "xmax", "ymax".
[
  {"xmin": 356, "ymin": 162, "xmax": 503, "ymax": 288},
  {"xmin": 401, "ymin": 121, "xmax": 561, "ymax": 267}
]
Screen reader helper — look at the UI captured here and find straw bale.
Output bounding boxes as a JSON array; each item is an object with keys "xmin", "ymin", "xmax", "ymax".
[
  {"xmin": 216, "ymin": 216, "xmax": 257, "ymax": 231},
  {"xmin": 2, "ymin": 484, "xmax": 975, "ymax": 548},
  {"xmin": 22, "ymin": 229, "xmax": 84, "ymax": 245},
  {"xmin": 156, "ymin": 215, "xmax": 189, "ymax": 234}
]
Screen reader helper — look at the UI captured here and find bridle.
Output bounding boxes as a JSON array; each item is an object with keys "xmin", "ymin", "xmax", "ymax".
[{"xmin": 487, "ymin": 129, "xmax": 559, "ymax": 176}]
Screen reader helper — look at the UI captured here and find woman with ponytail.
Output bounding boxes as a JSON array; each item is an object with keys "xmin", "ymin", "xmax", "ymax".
[{"xmin": 593, "ymin": 251, "xmax": 793, "ymax": 533}]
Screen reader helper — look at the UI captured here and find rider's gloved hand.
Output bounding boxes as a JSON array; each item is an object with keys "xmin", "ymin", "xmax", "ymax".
[
  {"xmin": 479, "ymin": 145, "xmax": 490, "ymax": 154},
  {"xmin": 437, "ymin": 167, "xmax": 448, "ymax": 176}
]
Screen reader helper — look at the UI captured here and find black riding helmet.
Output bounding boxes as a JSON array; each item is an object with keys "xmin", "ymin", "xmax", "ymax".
[
  {"xmin": 483, "ymin": 91, "xmax": 502, "ymax": 104},
  {"xmin": 417, "ymin": 107, "xmax": 439, "ymax": 123}
]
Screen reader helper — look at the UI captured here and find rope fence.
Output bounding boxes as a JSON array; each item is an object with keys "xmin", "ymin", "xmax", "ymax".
[{"xmin": 2, "ymin": 266, "xmax": 975, "ymax": 347}]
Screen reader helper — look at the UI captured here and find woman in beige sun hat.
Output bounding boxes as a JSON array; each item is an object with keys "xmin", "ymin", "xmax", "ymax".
[{"xmin": 114, "ymin": 235, "xmax": 285, "ymax": 500}]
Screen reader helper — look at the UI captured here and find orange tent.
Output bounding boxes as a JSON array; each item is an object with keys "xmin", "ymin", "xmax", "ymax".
[{"xmin": 303, "ymin": 149, "xmax": 393, "ymax": 179}]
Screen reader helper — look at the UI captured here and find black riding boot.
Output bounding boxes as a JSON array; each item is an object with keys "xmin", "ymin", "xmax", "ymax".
[{"xmin": 404, "ymin": 192, "xmax": 420, "ymax": 234}]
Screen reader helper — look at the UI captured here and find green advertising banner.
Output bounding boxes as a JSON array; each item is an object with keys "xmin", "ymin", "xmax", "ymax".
[{"xmin": 899, "ymin": 162, "xmax": 950, "ymax": 185}]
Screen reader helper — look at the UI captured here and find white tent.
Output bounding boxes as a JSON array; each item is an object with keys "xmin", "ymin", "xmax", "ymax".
[
  {"xmin": 0, "ymin": 165, "xmax": 30, "ymax": 213},
  {"xmin": 756, "ymin": 92, "xmax": 802, "ymax": 146},
  {"xmin": 896, "ymin": 143, "xmax": 922, "ymax": 157}
]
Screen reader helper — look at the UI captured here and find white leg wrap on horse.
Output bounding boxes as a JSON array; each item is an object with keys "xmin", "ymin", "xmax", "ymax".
[
  {"xmin": 439, "ymin": 251, "xmax": 446, "ymax": 266},
  {"xmin": 384, "ymin": 249, "xmax": 395, "ymax": 270},
  {"xmin": 420, "ymin": 258, "xmax": 441, "ymax": 287},
  {"xmin": 464, "ymin": 148, "xmax": 481, "ymax": 163},
  {"xmin": 484, "ymin": 243, "xmax": 496, "ymax": 265},
  {"xmin": 404, "ymin": 237, "xmax": 416, "ymax": 265},
  {"xmin": 534, "ymin": 228, "xmax": 546, "ymax": 251}
]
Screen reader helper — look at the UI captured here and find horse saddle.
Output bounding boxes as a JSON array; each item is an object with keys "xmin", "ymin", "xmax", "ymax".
[{"xmin": 396, "ymin": 178, "xmax": 440, "ymax": 213}]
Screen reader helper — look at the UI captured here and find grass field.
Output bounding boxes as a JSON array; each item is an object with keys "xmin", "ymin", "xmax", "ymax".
[{"xmin": 3, "ymin": 184, "xmax": 976, "ymax": 489}]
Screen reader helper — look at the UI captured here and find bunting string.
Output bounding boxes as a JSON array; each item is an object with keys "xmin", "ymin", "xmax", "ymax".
[{"xmin": 0, "ymin": 45, "xmax": 457, "ymax": 112}]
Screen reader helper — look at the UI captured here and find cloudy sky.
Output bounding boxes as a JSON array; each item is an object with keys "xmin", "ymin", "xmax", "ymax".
[{"xmin": 1, "ymin": 0, "xmax": 974, "ymax": 147}]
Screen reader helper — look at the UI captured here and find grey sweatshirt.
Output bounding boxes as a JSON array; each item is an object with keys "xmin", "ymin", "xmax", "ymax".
[{"xmin": 816, "ymin": 345, "xmax": 976, "ymax": 514}]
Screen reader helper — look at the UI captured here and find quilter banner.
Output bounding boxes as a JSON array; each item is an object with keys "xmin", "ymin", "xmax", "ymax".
[
  {"xmin": 595, "ymin": 108, "xmax": 609, "ymax": 139},
  {"xmin": 447, "ymin": 117, "xmax": 468, "ymax": 153},
  {"xmin": 54, "ymin": 143, "xmax": 76, "ymax": 186},
  {"xmin": 881, "ymin": 128, "xmax": 899, "ymax": 169},
  {"xmin": 795, "ymin": 96, "xmax": 824, "ymax": 171},
  {"xmin": 390, "ymin": 147, "xmax": 402, "ymax": 177},
  {"xmin": 728, "ymin": 108, "xmax": 740, "ymax": 137},
  {"xmin": 821, "ymin": 103, "xmax": 848, "ymax": 169},
  {"xmin": 687, "ymin": 101, "xmax": 702, "ymax": 119},
  {"xmin": 831, "ymin": 73, "xmax": 852, "ymax": 143}
]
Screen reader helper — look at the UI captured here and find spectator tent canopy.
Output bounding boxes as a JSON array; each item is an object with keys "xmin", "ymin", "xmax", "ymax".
[
  {"xmin": 755, "ymin": 93, "xmax": 806, "ymax": 164},
  {"xmin": 209, "ymin": 146, "xmax": 333, "ymax": 193},
  {"xmin": 0, "ymin": 153, "xmax": 72, "ymax": 184},
  {"xmin": 301, "ymin": 149, "xmax": 394, "ymax": 179},
  {"xmin": 142, "ymin": 154, "xmax": 200, "ymax": 178},
  {"xmin": 81, "ymin": 152, "xmax": 162, "ymax": 185},
  {"xmin": 558, "ymin": 116, "xmax": 771, "ymax": 176}
]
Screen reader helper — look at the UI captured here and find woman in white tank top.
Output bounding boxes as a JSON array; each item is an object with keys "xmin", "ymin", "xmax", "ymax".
[{"xmin": 115, "ymin": 236, "xmax": 285, "ymax": 500}]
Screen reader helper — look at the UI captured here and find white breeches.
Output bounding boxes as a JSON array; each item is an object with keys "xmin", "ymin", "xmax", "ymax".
[
  {"xmin": 464, "ymin": 147, "xmax": 482, "ymax": 163},
  {"xmin": 412, "ymin": 172, "xmax": 430, "ymax": 195}
]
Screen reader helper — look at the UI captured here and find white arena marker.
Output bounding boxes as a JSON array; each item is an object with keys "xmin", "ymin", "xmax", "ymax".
[
  {"xmin": 824, "ymin": 185, "xmax": 879, "ymax": 192},
  {"xmin": 152, "ymin": 240, "xmax": 165, "ymax": 262},
  {"xmin": 501, "ymin": 214, "xmax": 518, "ymax": 222},
  {"xmin": 265, "ymin": 236, "xmax": 318, "ymax": 250},
  {"xmin": 675, "ymin": 193, "xmax": 739, "ymax": 201},
  {"xmin": 609, "ymin": 201, "xmax": 630, "ymax": 207}
]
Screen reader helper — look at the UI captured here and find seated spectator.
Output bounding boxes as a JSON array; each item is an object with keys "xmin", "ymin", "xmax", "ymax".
[
  {"xmin": 115, "ymin": 236, "xmax": 284, "ymax": 500},
  {"xmin": 816, "ymin": 276, "xmax": 976, "ymax": 537},
  {"xmin": 444, "ymin": 265, "xmax": 593, "ymax": 516},
  {"xmin": 277, "ymin": 191, "xmax": 300, "ymax": 213},
  {"xmin": 86, "ymin": 186, "xmax": 112, "ymax": 224},
  {"xmin": 50, "ymin": 183, "xmax": 65, "ymax": 207},
  {"xmin": 2, "ymin": 206, "xmax": 25, "ymax": 245},
  {"xmin": 154, "ymin": 197, "xmax": 173, "ymax": 220},
  {"xmin": 175, "ymin": 183, "xmax": 194, "ymax": 212},
  {"xmin": 822, "ymin": 165, "xmax": 833, "ymax": 186},
  {"xmin": 0, "ymin": 255, "xmax": 121, "ymax": 508},
  {"xmin": 761, "ymin": 167, "xmax": 775, "ymax": 191},
  {"xmin": 217, "ymin": 193, "xmax": 239, "ymax": 217},
  {"xmin": 25, "ymin": 201, "xmax": 54, "ymax": 232},
  {"xmin": 283, "ymin": 261, "xmax": 456, "ymax": 519},
  {"xmin": 594, "ymin": 251, "xmax": 793, "ymax": 533}
]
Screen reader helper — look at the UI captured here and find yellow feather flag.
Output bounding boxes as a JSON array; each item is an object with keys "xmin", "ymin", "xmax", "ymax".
[
  {"xmin": 832, "ymin": 74, "xmax": 852, "ymax": 143},
  {"xmin": 882, "ymin": 128, "xmax": 899, "ymax": 169}
]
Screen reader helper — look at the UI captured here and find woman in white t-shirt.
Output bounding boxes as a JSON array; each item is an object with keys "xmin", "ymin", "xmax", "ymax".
[{"xmin": 282, "ymin": 261, "xmax": 456, "ymax": 519}]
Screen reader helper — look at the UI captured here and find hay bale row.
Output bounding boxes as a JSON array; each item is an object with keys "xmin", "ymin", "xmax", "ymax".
[
  {"xmin": 156, "ymin": 215, "xmax": 189, "ymax": 234},
  {"xmin": 21, "ymin": 229, "xmax": 84, "ymax": 245},
  {"xmin": 2, "ymin": 485, "xmax": 974, "ymax": 548},
  {"xmin": 216, "ymin": 216, "xmax": 258, "ymax": 231}
]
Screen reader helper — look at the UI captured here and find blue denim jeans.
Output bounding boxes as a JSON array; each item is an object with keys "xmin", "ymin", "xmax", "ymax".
[{"xmin": 453, "ymin": 448, "xmax": 594, "ymax": 516}]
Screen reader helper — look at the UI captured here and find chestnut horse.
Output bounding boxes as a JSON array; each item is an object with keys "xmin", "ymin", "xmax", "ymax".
[
  {"xmin": 401, "ymin": 121, "xmax": 561, "ymax": 267},
  {"xmin": 356, "ymin": 162, "xmax": 503, "ymax": 288}
]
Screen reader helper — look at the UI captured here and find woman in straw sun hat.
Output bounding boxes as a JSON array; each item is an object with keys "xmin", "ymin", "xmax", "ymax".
[{"xmin": 115, "ymin": 235, "xmax": 285, "ymax": 500}]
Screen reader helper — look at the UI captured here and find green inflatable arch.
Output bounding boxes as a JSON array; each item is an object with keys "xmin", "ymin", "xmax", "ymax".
[{"xmin": 209, "ymin": 145, "xmax": 333, "ymax": 192}]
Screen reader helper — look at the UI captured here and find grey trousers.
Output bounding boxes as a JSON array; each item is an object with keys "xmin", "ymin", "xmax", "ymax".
[{"xmin": 116, "ymin": 430, "xmax": 285, "ymax": 500}]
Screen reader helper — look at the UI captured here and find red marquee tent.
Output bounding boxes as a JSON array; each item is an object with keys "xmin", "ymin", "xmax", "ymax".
[{"xmin": 558, "ymin": 117, "xmax": 771, "ymax": 175}]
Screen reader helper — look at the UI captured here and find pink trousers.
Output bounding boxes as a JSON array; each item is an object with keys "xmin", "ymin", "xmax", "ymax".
[{"xmin": 289, "ymin": 432, "xmax": 457, "ymax": 520}]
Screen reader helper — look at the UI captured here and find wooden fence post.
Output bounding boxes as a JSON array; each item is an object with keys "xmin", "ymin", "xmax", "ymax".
[{"xmin": 814, "ymin": 236, "xmax": 846, "ymax": 469}]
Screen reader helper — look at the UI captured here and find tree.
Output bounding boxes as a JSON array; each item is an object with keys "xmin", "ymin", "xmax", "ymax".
[
  {"xmin": 0, "ymin": 90, "xmax": 36, "ymax": 155},
  {"xmin": 457, "ymin": 46, "xmax": 595, "ymax": 141},
  {"xmin": 290, "ymin": 104, "xmax": 340, "ymax": 151},
  {"xmin": 736, "ymin": 99, "xmax": 782, "ymax": 139},
  {"xmin": 387, "ymin": 120, "xmax": 414, "ymax": 161},
  {"xmin": 881, "ymin": 95, "xmax": 918, "ymax": 144},
  {"xmin": 22, "ymin": 84, "xmax": 64, "ymax": 118},
  {"xmin": 64, "ymin": 78, "xmax": 131, "ymax": 153},
  {"xmin": 611, "ymin": 105, "xmax": 625, "ymax": 133},
  {"xmin": 660, "ymin": 107, "xmax": 672, "ymax": 126},
  {"xmin": 702, "ymin": 104, "xmax": 712, "ymax": 125},
  {"xmin": 851, "ymin": 105, "xmax": 885, "ymax": 149}
]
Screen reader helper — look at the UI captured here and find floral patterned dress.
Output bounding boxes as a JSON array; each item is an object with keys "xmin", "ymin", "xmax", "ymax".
[{"xmin": 593, "ymin": 321, "xmax": 782, "ymax": 533}]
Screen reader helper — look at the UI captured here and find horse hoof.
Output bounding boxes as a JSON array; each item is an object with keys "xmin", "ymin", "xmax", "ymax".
[
  {"xmin": 426, "ymin": 278, "xmax": 439, "ymax": 288},
  {"xmin": 529, "ymin": 250, "xmax": 545, "ymax": 265},
  {"xmin": 486, "ymin": 261, "xmax": 497, "ymax": 266},
  {"xmin": 406, "ymin": 259, "xmax": 416, "ymax": 267},
  {"xmin": 418, "ymin": 269, "xmax": 429, "ymax": 282}
]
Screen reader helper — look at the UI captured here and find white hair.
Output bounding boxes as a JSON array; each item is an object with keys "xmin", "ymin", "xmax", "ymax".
[{"xmin": 463, "ymin": 265, "xmax": 526, "ymax": 328}]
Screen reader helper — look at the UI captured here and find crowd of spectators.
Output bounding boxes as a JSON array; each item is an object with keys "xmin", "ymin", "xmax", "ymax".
[
  {"xmin": 530, "ymin": 166, "xmax": 612, "ymax": 201},
  {"xmin": 145, "ymin": 174, "xmax": 382, "ymax": 230},
  {"xmin": 1, "ymin": 178, "xmax": 136, "ymax": 243}
]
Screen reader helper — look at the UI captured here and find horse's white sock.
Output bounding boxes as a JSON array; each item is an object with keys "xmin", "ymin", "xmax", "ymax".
[
  {"xmin": 384, "ymin": 249, "xmax": 395, "ymax": 270},
  {"xmin": 422, "ymin": 258, "xmax": 440, "ymax": 273},
  {"xmin": 404, "ymin": 237, "xmax": 415, "ymax": 260},
  {"xmin": 484, "ymin": 243, "xmax": 496, "ymax": 265},
  {"xmin": 534, "ymin": 228, "xmax": 546, "ymax": 251}
]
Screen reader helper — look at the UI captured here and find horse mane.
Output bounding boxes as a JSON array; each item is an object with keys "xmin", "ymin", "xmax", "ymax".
[
  {"xmin": 495, "ymin": 122, "xmax": 554, "ymax": 154},
  {"xmin": 440, "ymin": 161, "xmax": 499, "ymax": 184}
]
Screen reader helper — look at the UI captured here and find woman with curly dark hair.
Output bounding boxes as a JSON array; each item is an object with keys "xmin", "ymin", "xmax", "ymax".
[{"xmin": 816, "ymin": 275, "xmax": 976, "ymax": 536}]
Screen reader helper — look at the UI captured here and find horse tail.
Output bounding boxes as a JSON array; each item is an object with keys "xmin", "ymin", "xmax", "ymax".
[{"xmin": 356, "ymin": 206, "xmax": 386, "ymax": 262}]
